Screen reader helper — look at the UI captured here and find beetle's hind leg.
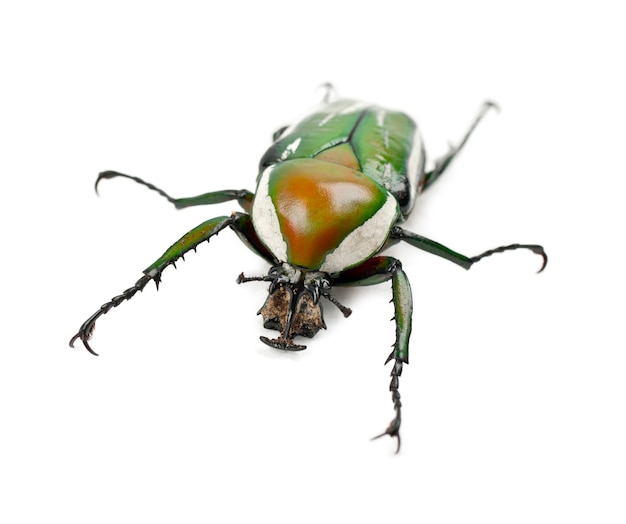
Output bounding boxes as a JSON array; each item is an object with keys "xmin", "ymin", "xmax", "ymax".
[
  {"xmin": 318, "ymin": 82, "xmax": 338, "ymax": 104},
  {"xmin": 422, "ymin": 101, "xmax": 499, "ymax": 191},
  {"xmin": 271, "ymin": 84, "xmax": 339, "ymax": 142},
  {"xmin": 95, "ymin": 171, "xmax": 254, "ymax": 213}
]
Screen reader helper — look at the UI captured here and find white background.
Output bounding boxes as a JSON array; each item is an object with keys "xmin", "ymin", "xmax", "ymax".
[{"xmin": 1, "ymin": 1, "xmax": 624, "ymax": 522}]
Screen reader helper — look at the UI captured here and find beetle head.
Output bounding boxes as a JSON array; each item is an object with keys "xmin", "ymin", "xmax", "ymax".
[{"xmin": 238, "ymin": 264, "xmax": 351, "ymax": 351}]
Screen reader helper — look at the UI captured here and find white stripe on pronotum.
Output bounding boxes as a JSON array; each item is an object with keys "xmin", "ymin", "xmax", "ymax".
[
  {"xmin": 251, "ymin": 165, "xmax": 288, "ymax": 262},
  {"xmin": 320, "ymin": 195, "xmax": 399, "ymax": 273}
]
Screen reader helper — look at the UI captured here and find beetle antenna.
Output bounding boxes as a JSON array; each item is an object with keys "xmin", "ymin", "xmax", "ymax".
[{"xmin": 322, "ymin": 291, "xmax": 352, "ymax": 318}]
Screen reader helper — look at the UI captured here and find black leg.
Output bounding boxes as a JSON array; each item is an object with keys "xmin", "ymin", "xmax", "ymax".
[
  {"xmin": 318, "ymin": 82, "xmax": 338, "ymax": 103},
  {"xmin": 422, "ymin": 101, "xmax": 499, "ymax": 191}
]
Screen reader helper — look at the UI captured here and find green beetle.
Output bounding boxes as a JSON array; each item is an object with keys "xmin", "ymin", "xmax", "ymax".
[{"xmin": 70, "ymin": 86, "xmax": 547, "ymax": 451}]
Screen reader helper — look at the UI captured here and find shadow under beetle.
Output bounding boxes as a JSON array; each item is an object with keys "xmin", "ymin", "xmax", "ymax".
[{"xmin": 70, "ymin": 85, "xmax": 547, "ymax": 452}]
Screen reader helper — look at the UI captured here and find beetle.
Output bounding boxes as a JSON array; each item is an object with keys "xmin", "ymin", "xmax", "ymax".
[{"xmin": 70, "ymin": 85, "xmax": 547, "ymax": 451}]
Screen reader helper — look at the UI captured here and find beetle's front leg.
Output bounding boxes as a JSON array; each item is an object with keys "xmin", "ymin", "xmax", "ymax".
[
  {"xmin": 335, "ymin": 257, "xmax": 412, "ymax": 453},
  {"xmin": 70, "ymin": 213, "xmax": 252, "ymax": 355}
]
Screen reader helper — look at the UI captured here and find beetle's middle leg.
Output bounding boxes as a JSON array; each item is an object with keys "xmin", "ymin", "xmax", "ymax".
[
  {"xmin": 335, "ymin": 256, "xmax": 412, "ymax": 453},
  {"xmin": 422, "ymin": 101, "xmax": 499, "ymax": 191},
  {"xmin": 390, "ymin": 227, "xmax": 548, "ymax": 273},
  {"xmin": 95, "ymin": 171, "xmax": 254, "ymax": 212}
]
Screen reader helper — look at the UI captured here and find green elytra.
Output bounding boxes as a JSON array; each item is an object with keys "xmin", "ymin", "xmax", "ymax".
[
  {"xmin": 70, "ymin": 86, "xmax": 547, "ymax": 452},
  {"xmin": 259, "ymin": 99, "xmax": 421, "ymax": 215},
  {"xmin": 252, "ymin": 99, "xmax": 419, "ymax": 271}
]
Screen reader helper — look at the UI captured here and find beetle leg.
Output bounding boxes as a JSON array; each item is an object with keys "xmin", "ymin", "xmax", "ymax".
[
  {"xmin": 95, "ymin": 171, "xmax": 254, "ymax": 212},
  {"xmin": 229, "ymin": 213, "xmax": 277, "ymax": 264},
  {"xmin": 172, "ymin": 189, "xmax": 254, "ymax": 213},
  {"xmin": 422, "ymin": 101, "xmax": 499, "ymax": 191},
  {"xmin": 271, "ymin": 84, "xmax": 339, "ymax": 142},
  {"xmin": 69, "ymin": 213, "xmax": 269, "ymax": 355},
  {"xmin": 390, "ymin": 226, "xmax": 548, "ymax": 273},
  {"xmin": 318, "ymin": 82, "xmax": 338, "ymax": 104},
  {"xmin": 272, "ymin": 126, "xmax": 289, "ymax": 142},
  {"xmin": 335, "ymin": 257, "xmax": 412, "ymax": 453}
]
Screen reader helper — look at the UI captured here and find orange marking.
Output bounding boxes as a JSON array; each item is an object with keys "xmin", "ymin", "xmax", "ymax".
[{"xmin": 270, "ymin": 160, "xmax": 386, "ymax": 269}]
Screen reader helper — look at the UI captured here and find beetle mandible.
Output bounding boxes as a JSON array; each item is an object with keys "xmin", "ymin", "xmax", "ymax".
[{"xmin": 70, "ymin": 85, "xmax": 547, "ymax": 451}]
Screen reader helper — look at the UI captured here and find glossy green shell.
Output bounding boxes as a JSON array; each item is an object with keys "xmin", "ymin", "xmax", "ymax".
[{"xmin": 259, "ymin": 99, "xmax": 425, "ymax": 217}]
